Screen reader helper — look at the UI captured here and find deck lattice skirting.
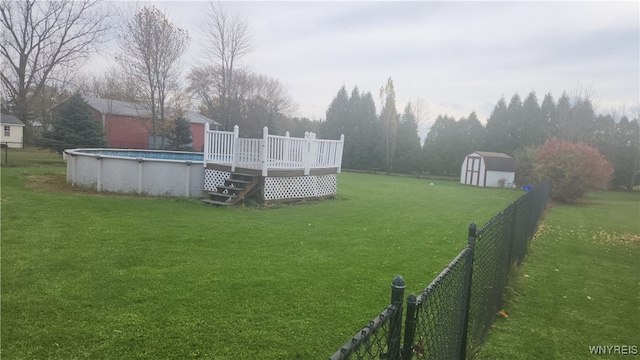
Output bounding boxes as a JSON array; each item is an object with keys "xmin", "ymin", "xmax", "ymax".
[
  {"xmin": 203, "ymin": 125, "xmax": 344, "ymax": 204},
  {"xmin": 204, "ymin": 169, "xmax": 231, "ymax": 192},
  {"xmin": 263, "ymin": 174, "xmax": 337, "ymax": 200}
]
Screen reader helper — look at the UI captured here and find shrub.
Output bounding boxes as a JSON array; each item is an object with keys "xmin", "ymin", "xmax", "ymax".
[
  {"xmin": 41, "ymin": 93, "xmax": 106, "ymax": 153},
  {"xmin": 534, "ymin": 138, "xmax": 613, "ymax": 203},
  {"xmin": 514, "ymin": 146, "xmax": 540, "ymax": 187}
]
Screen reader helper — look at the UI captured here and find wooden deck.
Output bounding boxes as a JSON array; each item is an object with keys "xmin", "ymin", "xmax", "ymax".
[
  {"xmin": 205, "ymin": 163, "xmax": 339, "ymax": 177},
  {"xmin": 202, "ymin": 125, "xmax": 344, "ymax": 205}
]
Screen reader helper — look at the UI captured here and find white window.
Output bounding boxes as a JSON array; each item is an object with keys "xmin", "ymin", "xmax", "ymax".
[{"xmin": 3, "ymin": 126, "xmax": 9, "ymax": 137}]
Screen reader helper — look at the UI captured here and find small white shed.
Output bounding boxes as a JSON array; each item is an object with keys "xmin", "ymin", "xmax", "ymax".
[{"xmin": 461, "ymin": 151, "xmax": 515, "ymax": 188}]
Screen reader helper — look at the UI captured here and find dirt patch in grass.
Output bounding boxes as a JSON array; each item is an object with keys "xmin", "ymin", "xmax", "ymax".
[
  {"xmin": 25, "ymin": 173, "xmax": 75, "ymax": 193},
  {"xmin": 25, "ymin": 173, "xmax": 140, "ymax": 199}
]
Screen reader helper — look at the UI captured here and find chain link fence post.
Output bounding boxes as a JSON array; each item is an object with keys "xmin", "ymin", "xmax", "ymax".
[
  {"xmin": 388, "ymin": 275, "xmax": 405, "ymax": 360},
  {"xmin": 401, "ymin": 293, "xmax": 417, "ymax": 360},
  {"xmin": 460, "ymin": 222, "xmax": 477, "ymax": 360}
]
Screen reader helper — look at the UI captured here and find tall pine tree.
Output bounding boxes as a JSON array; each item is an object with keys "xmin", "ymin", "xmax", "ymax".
[{"xmin": 393, "ymin": 103, "xmax": 422, "ymax": 173}]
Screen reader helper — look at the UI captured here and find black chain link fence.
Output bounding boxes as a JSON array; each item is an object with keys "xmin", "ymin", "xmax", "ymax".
[
  {"xmin": 406, "ymin": 245, "xmax": 475, "ymax": 360},
  {"xmin": 329, "ymin": 179, "xmax": 551, "ymax": 360},
  {"xmin": 330, "ymin": 277, "xmax": 405, "ymax": 360}
]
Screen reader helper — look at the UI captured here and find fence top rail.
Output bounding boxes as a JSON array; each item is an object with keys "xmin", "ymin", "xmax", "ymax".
[
  {"xmin": 329, "ymin": 304, "xmax": 398, "ymax": 360},
  {"xmin": 415, "ymin": 246, "xmax": 472, "ymax": 304},
  {"xmin": 267, "ymin": 134, "xmax": 306, "ymax": 142}
]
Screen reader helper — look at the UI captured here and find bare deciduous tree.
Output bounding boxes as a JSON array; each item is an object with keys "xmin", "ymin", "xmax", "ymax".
[
  {"xmin": 412, "ymin": 97, "xmax": 432, "ymax": 144},
  {"xmin": 118, "ymin": 5, "xmax": 190, "ymax": 148},
  {"xmin": 188, "ymin": 65, "xmax": 297, "ymax": 137},
  {"xmin": 0, "ymin": 0, "xmax": 112, "ymax": 126},
  {"xmin": 73, "ymin": 68, "xmax": 139, "ymax": 103},
  {"xmin": 200, "ymin": 1, "xmax": 252, "ymax": 130}
]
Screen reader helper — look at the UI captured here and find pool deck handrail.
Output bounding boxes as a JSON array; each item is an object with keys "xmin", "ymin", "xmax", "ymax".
[{"xmin": 204, "ymin": 124, "xmax": 344, "ymax": 176}]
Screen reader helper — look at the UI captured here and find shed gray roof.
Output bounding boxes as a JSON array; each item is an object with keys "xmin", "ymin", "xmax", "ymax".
[
  {"xmin": 82, "ymin": 96, "xmax": 220, "ymax": 126},
  {"xmin": 1, "ymin": 113, "xmax": 25, "ymax": 126},
  {"xmin": 473, "ymin": 151, "xmax": 515, "ymax": 172}
]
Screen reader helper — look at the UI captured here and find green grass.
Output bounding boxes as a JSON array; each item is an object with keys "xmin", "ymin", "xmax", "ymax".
[
  {"xmin": 1, "ymin": 145, "xmax": 66, "ymax": 167},
  {"xmin": 1, "ymin": 148, "xmax": 525, "ymax": 359},
  {"xmin": 477, "ymin": 191, "xmax": 640, "ymax": 359}
]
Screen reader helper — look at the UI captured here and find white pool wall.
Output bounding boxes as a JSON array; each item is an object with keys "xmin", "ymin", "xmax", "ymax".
[{"xmin": 65, "ymin": 149, "xmax": 205, "ymax": 198}]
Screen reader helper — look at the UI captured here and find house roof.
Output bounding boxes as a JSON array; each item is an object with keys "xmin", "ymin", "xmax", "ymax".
[
  {"xmin": 82, "ymin": 96, "xmax": 220, "ymax": 126},
  {"xmin": 183, "ymin": 110, "xmax": 220, "ymax": 126},
  {"xmin": 473, "ymin": 151, "xmax": 515, "ymax": 172},
  {"xmin": 1, "ymin": 113, "xmax": 25, "ymax": 126},
  {"xmin": 83, "ymin": 96, "xmax": 151, "ymax": 118}
]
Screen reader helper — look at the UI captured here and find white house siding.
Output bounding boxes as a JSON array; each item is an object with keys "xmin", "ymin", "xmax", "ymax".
[{"xmin": 1, "ymin": 124, "xmax": 24, "ymax": 148}]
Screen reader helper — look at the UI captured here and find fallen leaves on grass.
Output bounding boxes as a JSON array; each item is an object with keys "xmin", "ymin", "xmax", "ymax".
[
  {"xmin": 591, "ymin": 229, "xmax": 640, "ymax": 246},
  {"xmin": 543, "ymin": 225, "xmax": 639, "ymax": 248},
  {"xmin": 498, "ymin": 310, "xmax": 509, "ymax": 318}
]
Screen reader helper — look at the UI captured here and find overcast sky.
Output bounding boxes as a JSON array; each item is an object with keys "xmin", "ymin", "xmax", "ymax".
[{"xmin": 93, "ymin": 1, "xmax": 639, "ymax": 133}]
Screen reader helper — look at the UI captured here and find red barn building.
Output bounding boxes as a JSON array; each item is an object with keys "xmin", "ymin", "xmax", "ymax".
[{"xmin": 83, "ymin": 97, "xmax": 219, "ymax": 150}]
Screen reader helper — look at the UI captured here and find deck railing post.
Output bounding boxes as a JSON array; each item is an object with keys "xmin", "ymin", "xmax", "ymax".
[
  {"xmin": 338, "ymin": 134, "xmax": 345, "ymax": 173},
  {"xmin": 303, "ymin": 132, "xmax": 311, "ymax": 176},
  {"xmin": 232, "ymin": 125, "xmax": 239, "ymax": 172},
  {"xmin": 262, "ymin": 127, "xmax": 269, "ymax": 176},
  {"xmin": 203, "ymin": 123, "xmax": 210, "ymax": 167},
  {"xmin": 284, "ymin": 131, "xmax": 290, "ymax": 167}
]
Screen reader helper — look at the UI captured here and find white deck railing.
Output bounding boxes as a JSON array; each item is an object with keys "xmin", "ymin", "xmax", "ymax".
[{"xmin": 204, "ymin": 124, "xmax": 344, "ymax": 176}]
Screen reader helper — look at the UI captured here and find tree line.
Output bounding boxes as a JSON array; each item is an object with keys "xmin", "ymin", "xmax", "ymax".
[{"xmin": 313, "ymin": 83, "xmax": 638, "ymax": 190}]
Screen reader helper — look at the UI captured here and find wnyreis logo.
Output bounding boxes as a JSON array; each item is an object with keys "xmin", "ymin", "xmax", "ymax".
[{"xmin": 589, "ymin": 345, "xmax": 638, "ymax": 355}]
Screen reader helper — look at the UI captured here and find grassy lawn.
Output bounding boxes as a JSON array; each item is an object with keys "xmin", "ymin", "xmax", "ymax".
[
  {"xmin": 1, "ymin": 148, "xmax": 525, "ymax": 359},
  {"xmin": 477, "ymin": 191, "xmax": 640, "ymax": 359}
]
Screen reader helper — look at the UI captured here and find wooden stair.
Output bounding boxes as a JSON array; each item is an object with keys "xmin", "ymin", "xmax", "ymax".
[{"xmin": 202, "ymin": 172, "xmax": 261, "ymax": 206}]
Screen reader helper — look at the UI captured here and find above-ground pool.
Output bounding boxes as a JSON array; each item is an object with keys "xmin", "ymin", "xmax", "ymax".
[{"xmin": 64, "ymin": 149, "xmax": 205, "ymax": 197}]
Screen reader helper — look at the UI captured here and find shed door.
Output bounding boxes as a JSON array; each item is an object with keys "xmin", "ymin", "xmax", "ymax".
[{"xmin": 465, "ymin": 156, "xmax": 481, "ymax": 186}]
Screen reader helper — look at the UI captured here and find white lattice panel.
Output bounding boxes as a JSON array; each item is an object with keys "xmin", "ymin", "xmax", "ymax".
[
  {"xmin": 315, "ymin": 174, "xmax": 337, "ymax": 197},
  {"xmin": 264, "ymin": 174, "xmax": 337, "ymax": 200},
  {"xmin": 204, "ymin": 169, "xmax": 230, "ymax": 191}
]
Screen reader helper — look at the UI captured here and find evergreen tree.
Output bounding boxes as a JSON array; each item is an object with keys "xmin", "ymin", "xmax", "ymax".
[
  {"xmin": 588, "ymin": 114, "xmax": 616, "ymax": 161},
  {"xmin": 555, "ymin": 92, "xmax": 572, "ymax": 141},
  {"xmin": 521, "ymin": 91, "xmax": 546, "ymax": 147},
  {"xmin": 569, "ymin": 97, "xmax": 596, "ymax": 142},
  {"xmin": 349, "ymin": 88, "xmax": 382, "ymax": 170},
  {"xmin": 505, "ymin": 93, "xmax": 523, "ymax": 154},
  {"xmin": 423, "ymin": 114, "xmax": 459, "ymax": 175},
  {"xmin": 393, "ymin": 103, "xmax": 422, "ymax": 173},
  {"xmin": 458, "ymin": 111, "xmax": 485, "ymax": 155},
  {"xmin": 611, "ymin": 117, "xmax": 640, "ymax": 189},
  {"xmin": 167, "ymin": 117, "xmax": 194, "ymax": 151},
  {"xmin": 379, "ymin": 78, "xmax": 398, "ymax": 173},
  {"xmin": 540, "ymin": 92, "xmax": 557, "ymax": 140},
  {"xmin": 41, "ymin": 93, "xmax": 106, "ymax": 154},
  {"xmin": 323, "ymin": 86, "xmax": 350, "ymax": 140},
  {"xmin": 484, "ymin": 97, "xmax": 509, "ymax": 153}
]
